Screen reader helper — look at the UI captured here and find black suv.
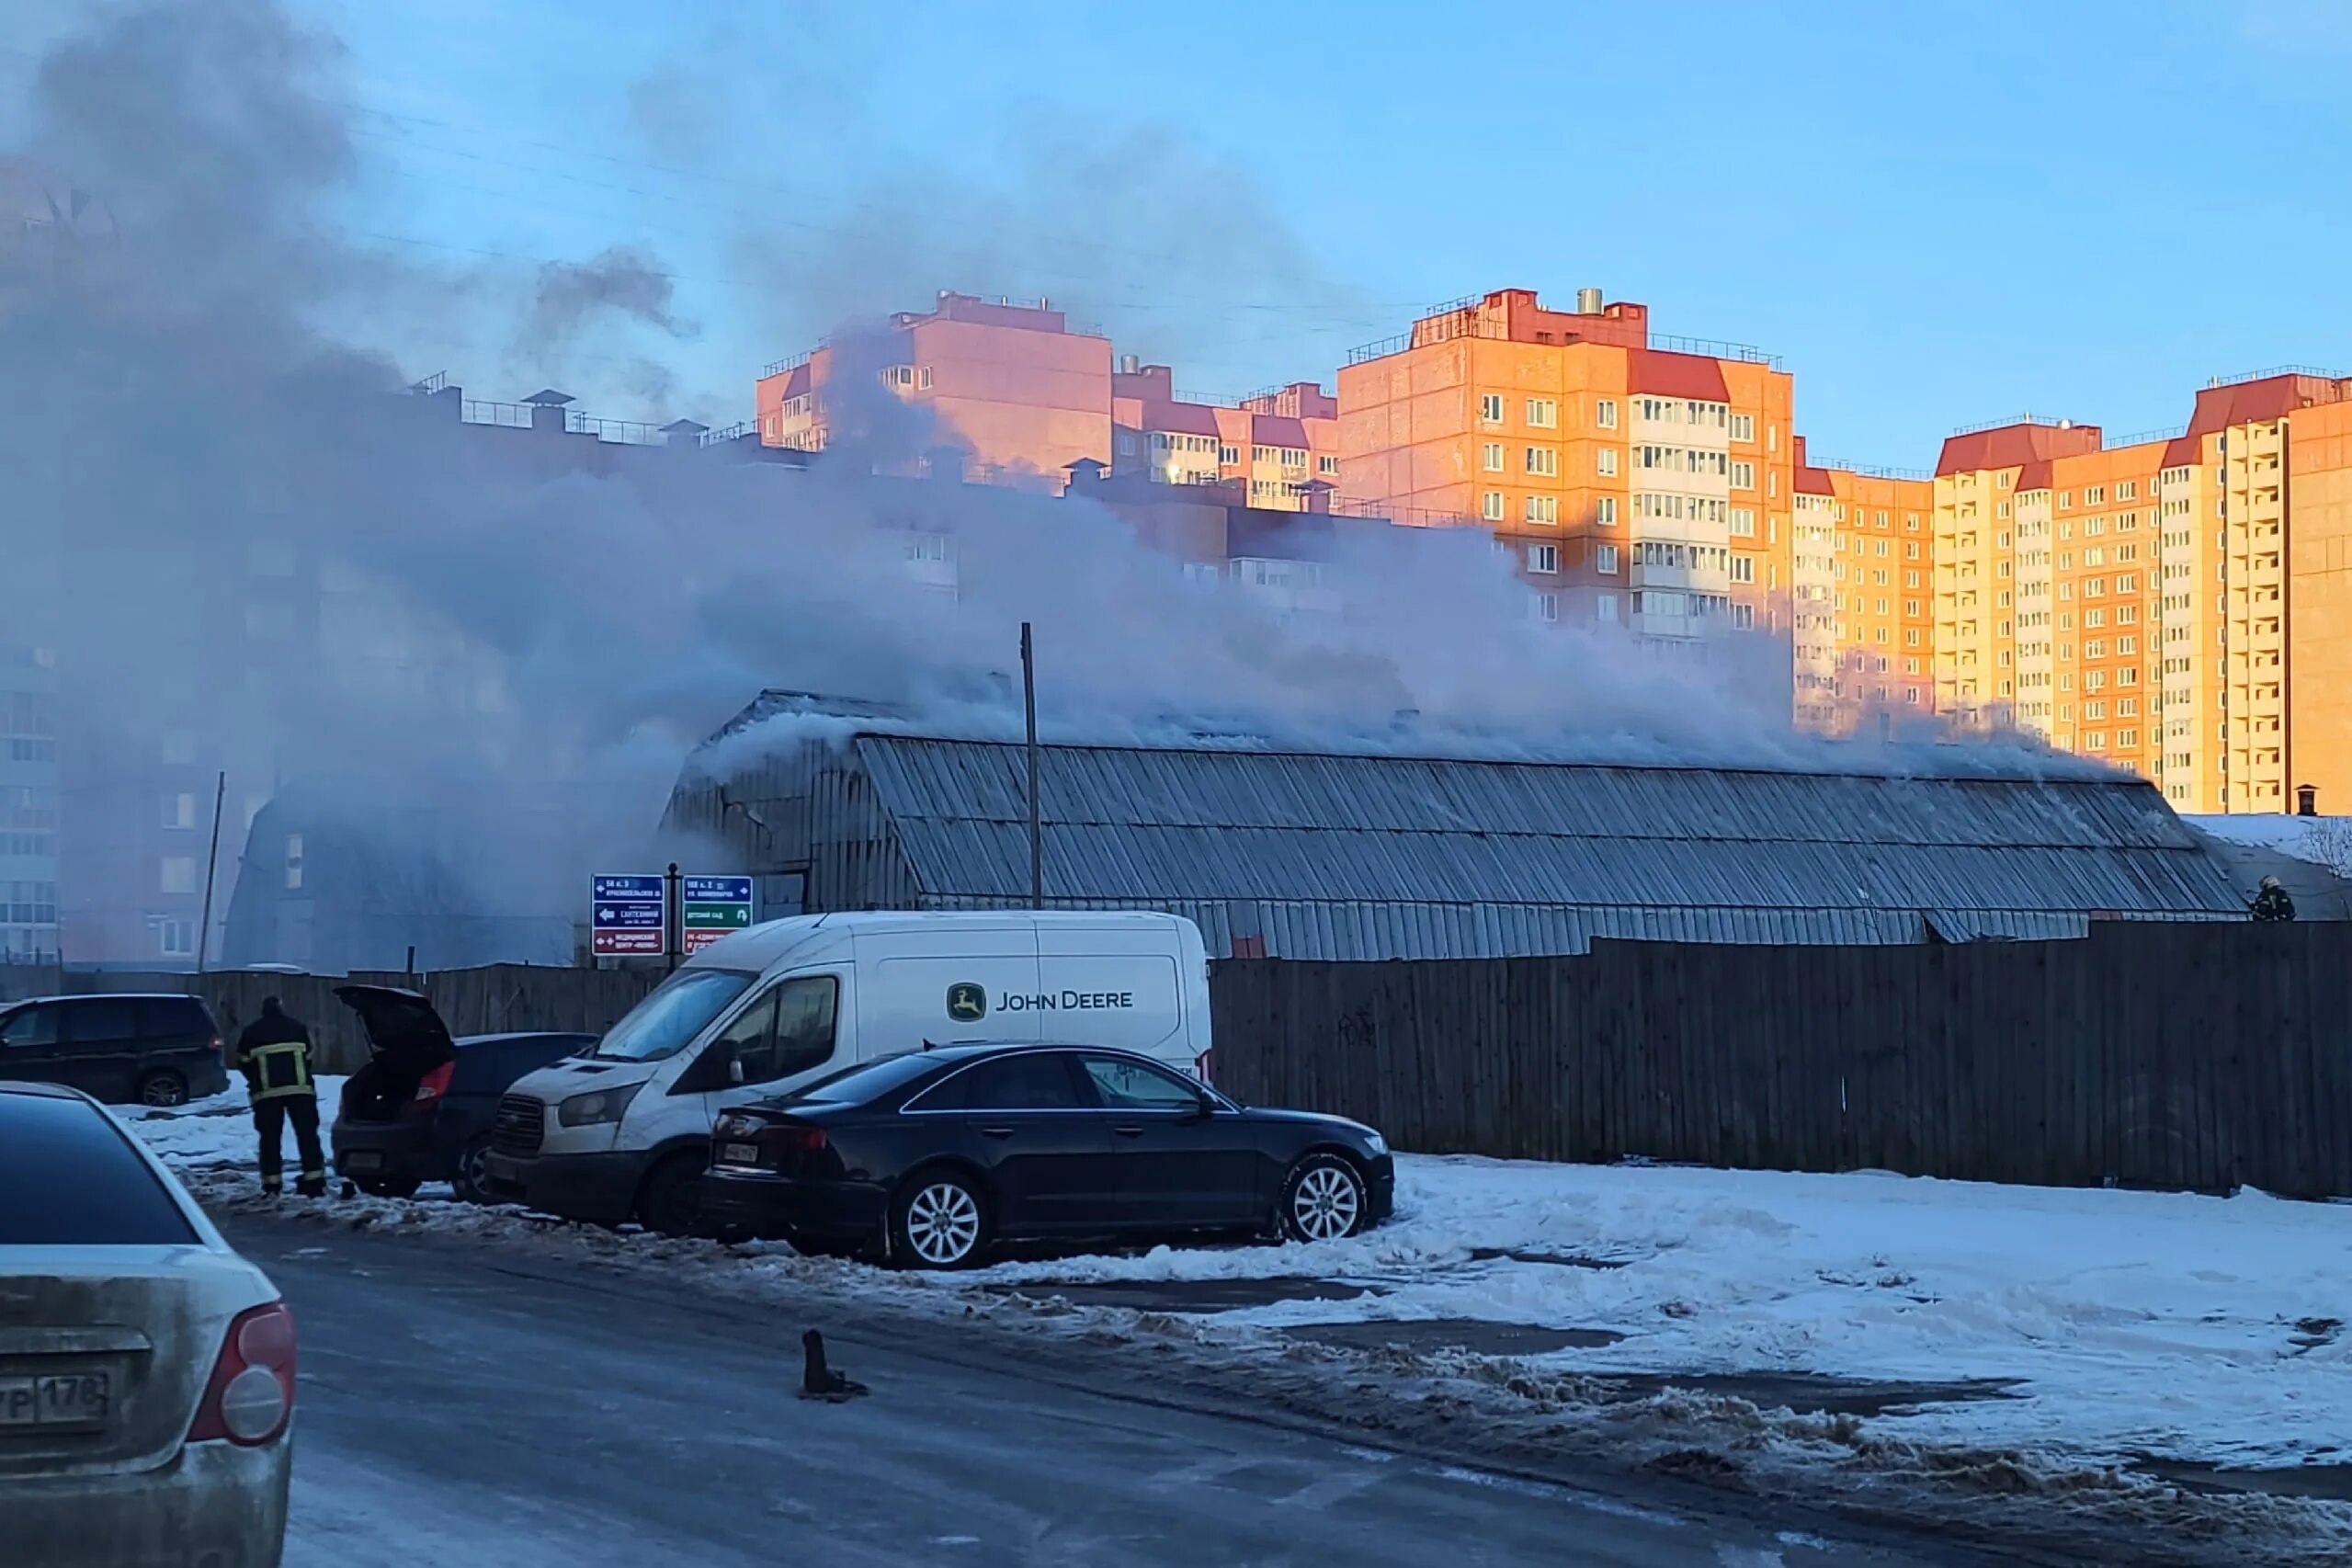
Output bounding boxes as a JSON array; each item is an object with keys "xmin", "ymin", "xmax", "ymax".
[{"xmin": 0, "ymin": 994, "xmax": 230, "ymax": 1107}]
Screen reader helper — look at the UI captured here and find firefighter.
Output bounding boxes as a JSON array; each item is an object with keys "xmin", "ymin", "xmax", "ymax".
[
  {"xmin": 235, "ymin": 997, "xmax": 327, "ymax": 1198},
  {"xmin": 2251, "ymin": 875, "xmax": 2298, "ymax": 923}
]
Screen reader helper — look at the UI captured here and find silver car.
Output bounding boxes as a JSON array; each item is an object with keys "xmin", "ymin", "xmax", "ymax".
[{"xmin": 1, "ymin": 1080, "xmax": 292, "ymax": 1567}]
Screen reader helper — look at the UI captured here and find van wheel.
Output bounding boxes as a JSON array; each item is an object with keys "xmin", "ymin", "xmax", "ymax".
[
  {"xmin": 889, "ymin": 1168, "xmax": 990, "ymax": 1269},
  {"xmin": 137, "ymin": 1070, "xmax": 189, "ymax": 1108},
  {"xmin": 637, "ymin": 1151, "xmax": 710, "ymax": 1238},
  {"xmin": 1278, "ymin": 1153, "xmax": 1368, "ymax": 1244},
  {"xmin": 449, "ymin": 1137, "xmax": 499, "ymax": 1206}
]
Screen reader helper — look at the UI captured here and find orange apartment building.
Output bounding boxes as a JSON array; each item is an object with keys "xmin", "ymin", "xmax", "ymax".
[
  {"xmin": 1924, "ymin": 372, "xmax": 2352, "ymax": 814},
  {"xmin": 754, "ymin": 292, "xmax": 1112, "ymax": 490},
  {"xmin": 1791, "ymin": 441, "xmax": 1935, "ymax": 730},
  {"xmin": 1335, "ymin": 288, "xmax": 1795, "ymax": 639},
  {"xmin": 1109, "ymin": 360, "xmax": 1342, "ymax": 511}
]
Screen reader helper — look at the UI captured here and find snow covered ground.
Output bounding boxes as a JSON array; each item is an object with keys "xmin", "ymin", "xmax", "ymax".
[
  {"xmin": 130, "ymin": 1075, "xmax": 350, "ymax": 1170},
  {"xmin": 971, "ymin": 1156, "xmax": 2352, "ymax": 1471},
  {"xmin": 127, "ymin": 1087, "xmax": 2352, "ymax": 1475}
]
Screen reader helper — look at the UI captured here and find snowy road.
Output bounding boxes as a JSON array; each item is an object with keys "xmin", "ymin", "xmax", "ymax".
[{"xmin": 228, "ymin": 1215, "xmax": 1960, "ymax": 1568}]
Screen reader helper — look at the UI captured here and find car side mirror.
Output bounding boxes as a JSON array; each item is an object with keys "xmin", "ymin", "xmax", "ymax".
[
  {"xmin": 672, "ymin": 1042, "xmax": 735, "ymax": 1096},
  {"xmin": 1186, "ymin": 1093, "xmax": 1216, "ymax": 1121},
  {"xmin": 728, "ymin": 1055, "xmax": 745, "ymax": 1085}
]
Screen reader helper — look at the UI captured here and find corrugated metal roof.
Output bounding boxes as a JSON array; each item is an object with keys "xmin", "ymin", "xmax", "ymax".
[{"xmin": 848, "ymin": 737, "xmax": 2247, "ymax": 957}]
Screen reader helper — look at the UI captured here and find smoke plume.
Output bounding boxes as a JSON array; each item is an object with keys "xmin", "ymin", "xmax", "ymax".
[{"xmin": 0, "ymin": 0, "xmax": 2081, "ymax": 971}]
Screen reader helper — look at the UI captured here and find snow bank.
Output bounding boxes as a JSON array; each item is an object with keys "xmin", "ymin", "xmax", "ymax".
[{"xmin": 969, "ymin": 1156, "xmax": 2352, "ymax": 1470}]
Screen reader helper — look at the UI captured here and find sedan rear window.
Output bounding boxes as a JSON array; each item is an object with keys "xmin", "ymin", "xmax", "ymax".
[
  {"xmin": 780, "ymin": 1051, "xmax": 939, "ymax": 1106},
  {"xmin": 0, "ymin": 1095, "xmax": 199, "ymax": 1244}
]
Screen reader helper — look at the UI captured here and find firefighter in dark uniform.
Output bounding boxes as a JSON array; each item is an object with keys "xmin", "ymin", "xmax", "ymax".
[
  {"xmin": 235, "ymin": 997, "xmax": 327, "ymax": 1197},
  {"xmin": 2251, "ymin": 875, "xmax": 2298, "ymax": 923}
]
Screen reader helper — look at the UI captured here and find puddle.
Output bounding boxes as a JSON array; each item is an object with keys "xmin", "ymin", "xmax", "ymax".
[
  {"xmin": 1606, "ymin": 1371, "xmax": 2023, "ymax": 1417},
  {"xmin": 1283, "ymin": 1319, "xmax": 1626, "ymax": 1355},
  {"xmin": 983, "ymin": 1277, "xmax": 1375, "ymax": 1311},
  {"xmin": 1467, "ymin": 1246, "xmax": 1632, "ymax": 1271},
  {"xmin": 2139, "ymin": 1460, "xmax": 2352, "ymax": 1503}
]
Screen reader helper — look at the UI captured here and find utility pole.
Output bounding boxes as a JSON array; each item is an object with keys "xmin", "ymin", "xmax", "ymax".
[
  {"xmin": 194, "ymin": 770, "xmax": 225, "ymax": 975},
  {"xmin": 1021, "ymin": 622, "xmax": 1042, "ymax": 910}
]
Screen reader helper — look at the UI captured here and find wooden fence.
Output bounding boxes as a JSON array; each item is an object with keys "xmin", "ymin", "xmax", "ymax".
[
  {"xmin": 1210, "ymin": 922, "xmax": 2352, "ymax": 1199},
  {"xmin": 1, "ymin": 965, "xmax": 664, "ymax": 1074}
]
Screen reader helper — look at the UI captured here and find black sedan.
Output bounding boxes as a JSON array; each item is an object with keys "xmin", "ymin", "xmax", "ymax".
[{"xmin": 700, "ymin": 1042, "xmax": 1392, "ymax": 1267}]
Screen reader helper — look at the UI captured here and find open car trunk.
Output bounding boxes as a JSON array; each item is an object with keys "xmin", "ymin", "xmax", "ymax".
[{"xmin": 335, "ymin": 984, "xmax": 458, "ymax": 1124}]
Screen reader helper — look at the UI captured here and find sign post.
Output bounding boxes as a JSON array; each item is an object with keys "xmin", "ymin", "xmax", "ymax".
[
  {"xmin": 591, "ymin": 874, "xmax": 666, "ymax": 959},
  {"xmin": 681, "ymin": 875, "xmax": 756, "ymax": 955}
]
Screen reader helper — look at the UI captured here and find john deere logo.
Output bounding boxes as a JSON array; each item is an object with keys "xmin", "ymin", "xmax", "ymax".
[{"xmin": 945, "ymin": 983, "xmax": 987, "ymax": 1023}]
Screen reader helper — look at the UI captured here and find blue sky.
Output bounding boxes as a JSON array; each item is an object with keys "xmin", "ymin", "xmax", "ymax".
[{"xmin": 289, "ymin": 0, "xmax": 2352, "ymax": 463}]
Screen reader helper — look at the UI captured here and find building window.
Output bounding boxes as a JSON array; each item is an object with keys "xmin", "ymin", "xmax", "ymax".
[
  {"xmin": 1525, "ymin": 398, "xmax": 1557, "ymax": 428},
  {"xmin": 1595, "ymin": 496, "xmax": 1618, "ymax": 527},
  {"xmin": 1596, "ymin": 449, "xmax": 1619, "ymax": 477},
  {"xmin": 1479, "ymin": 393, "xmax": 1504, "ymax": 424},
  {"xmin": 1317, "ymin": 454, "xmax": 1338, "ymax": 476},
  {"xmin": 1525, "ymin": 446, "xmax": 1558, "ymax": 477},
  {"xmin": 1218, "ymin": 444, "xmax": 1239, "ymax": 465},
  {"xmin": 162, "ymin": 792, "xmax": 196, "ymax": 830},
  {"xmin": 917, "ymin": 366, "xmax": 934, "ymax": 391},
  {"xmin": 1728, "ymin": 461, "xmax": 1755, "ymax": 490},
  {"xmin": 1730, "ymin": 507, "xmax": 1756, "ymax": 538},
  {"xmin": 285, "ymin": 835, "xmax": 304, "ymax": 892},
  {"xmin": 1595, "ymin": 398, "xmax": 1619, "ymax": 429},
  {"xmin": 1729, "ymin": 413, "xmax": 1755, "ymax": 442},
  {"xmin": 1483, "ymin": 442, "xmax": 1505, "ymax": 472},
  {"xmin": 1596, "ymin": 544, "xmax": 1620, "ymax": 574},
  {"xmin": 1482, "ymin": 491, "xmax": 1505, "ymax": 521},
  {"xmin": 160, "ymin": 857, "xmax": 197, "ymax": 895},
  {"xmin": 1526, "ymin": 543, "xmax": 1559, "ymax": 574},
  {"xmin": 1530, "ymin": 592, "xmax": 1559, "ymax": 623},
  {"xmin": 1730, "ymin": 556, "xmax": 1755, "ymax": 584},
  {"xmin": 1731, "ymin": 602, "xmax": 1755, "ymax": 629},
  {"xmin": 1525, "ymin": 495, "xmax": 1558, "ymax": 524}
]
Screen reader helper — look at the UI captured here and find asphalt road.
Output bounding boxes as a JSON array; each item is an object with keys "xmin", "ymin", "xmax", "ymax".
[{"xmin": 224, "ymin": 1216, "xmax": 1971, "ymax": 1568}]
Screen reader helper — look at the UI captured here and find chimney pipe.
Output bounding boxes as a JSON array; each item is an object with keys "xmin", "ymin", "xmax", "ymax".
[
  {"xmin": 1575, "ymin": 287, "xmax": 1603, "ymax": 315},
  {"xmin": 1119, "ymin": 354, "xmax": 1140, "ymax": 375},
  {"xmin": 2297, "ymin": 783, "xmax": 2318, "ymax": 817}
]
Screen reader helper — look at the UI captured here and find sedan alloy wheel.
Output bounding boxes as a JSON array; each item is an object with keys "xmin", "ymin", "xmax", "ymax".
[
  {"xmin": 898, "ymin": 1176, "xmax": 984, "ymax": 1267},
  {"xmin": 1282, "ymin": 1156, "xmax": 1365, "ymax": 1243}
]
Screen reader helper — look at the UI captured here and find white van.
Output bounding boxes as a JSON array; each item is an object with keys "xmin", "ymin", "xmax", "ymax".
[{"xmin": 480, "ymin": 910, "xmax": 1213, "ymax": 1233}]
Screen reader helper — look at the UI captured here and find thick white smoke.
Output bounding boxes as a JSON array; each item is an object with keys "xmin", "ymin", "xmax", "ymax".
[{"xmin": 0, "ymin": 0, "xmax": 2095, "ymax": 969}]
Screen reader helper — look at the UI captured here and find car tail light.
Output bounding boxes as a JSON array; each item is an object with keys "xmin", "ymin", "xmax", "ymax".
[
  {"xmin": 407, "ymin": 1062, "xmax": 456, "ymax": 1113},
  {"xmin": 188, "ymin": 1301, "xmax": 297, "ymax": 1447},
  {"xmin": 206, "ymin": 1034, "xmax": 223, "ymax": 1055}
]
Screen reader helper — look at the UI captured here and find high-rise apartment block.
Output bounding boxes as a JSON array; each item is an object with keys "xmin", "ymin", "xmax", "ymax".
[
  {"xmin": 1334, "ymin": 289, "xmax": 1794, "ymax": 638},
  {"xmin": 752, "ymin": 288, "xmax": 2352, "ymax": 815}
]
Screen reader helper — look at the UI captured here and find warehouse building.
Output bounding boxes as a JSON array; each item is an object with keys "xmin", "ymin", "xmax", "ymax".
[{"xmin": 661, "ymin": 694, "xmax": 2251, "ymax": 959}]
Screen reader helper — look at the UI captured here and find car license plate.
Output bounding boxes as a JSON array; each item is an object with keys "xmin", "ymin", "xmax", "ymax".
[
  {"xmin": 344, "ymin": 1151, "xmax": 383, "ymax": 1172},
  {"xmin": 721, "ymin": 1142, "xmax": 760, "ymax": 1166},
  {"xmin": 0, "ymin": 1372, "xmax": 110, "ymax": 1428}
]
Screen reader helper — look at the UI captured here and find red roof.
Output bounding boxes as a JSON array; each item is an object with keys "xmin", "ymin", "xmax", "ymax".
[
  {"xmin": 1141, "ymin": 401, "xmax": 1221, "ymax": 438},
  {"xmin": 1794, "ymin": 462, "xmax": 1835, "ymax": 497},
  {"xmin": 2185, "ymin": 375, "xmax": 2348, "ymax": 439},
  {"xmin": 1249, "ymin": 414, "xmax": 1311, "ymax": 448},
  {"xmin": 1623, "ymin": 347, "xmax": 1731, "ymax": 402},
  {"xmin": 1935, "ymin": 422, "xmax": 2101, "ymax": 476},
  {"xmin": 2163, "ymin": 434, "xmax": 2200, "ymax": 468},
  {"xmin": 2013, "ymin": 460, "xmax": 2052, "ymax": 493}
]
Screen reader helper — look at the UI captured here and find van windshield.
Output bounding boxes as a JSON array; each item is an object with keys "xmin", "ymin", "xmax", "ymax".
[{"xmin": 594, "ymin": 970, "xmax": 756, "ymax": 1062}]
